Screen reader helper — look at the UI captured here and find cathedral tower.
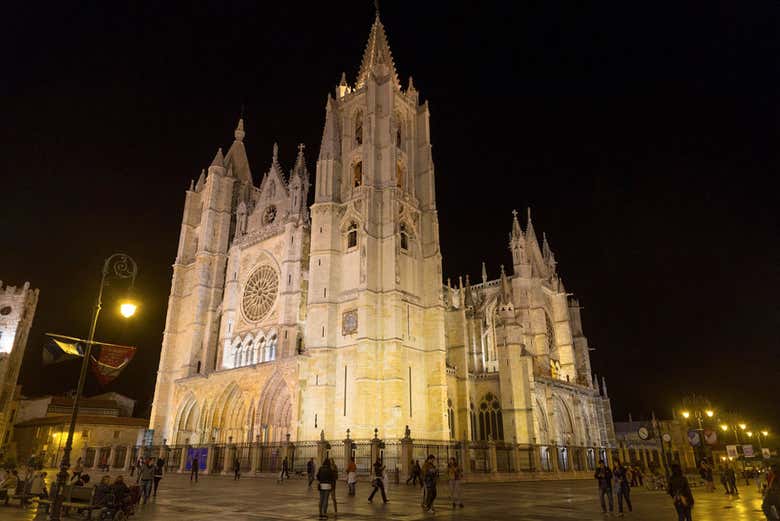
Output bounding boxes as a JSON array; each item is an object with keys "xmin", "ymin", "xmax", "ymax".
[{"xmin": 300, "ymin": 13, "xmax": 448, "ymax": 440}]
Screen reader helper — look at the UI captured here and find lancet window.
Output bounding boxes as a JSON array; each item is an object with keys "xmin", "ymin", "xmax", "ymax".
[
  {"xmin": 347, "ymin": 222, "xmax": 358, "ymax": 249},
  {"xmin": 477, "ymin": 393, "xmax": 504, "ymax": 441},
  {"xmin": 396, "ymin": 161, "xmax": 405, "ymax": 189},
  {"xmin": 353, "ymin": 162, "xmax": 363, "ymax": 187},
  {"xmin": 354, "ymin": 111, "xmax": 363, "ymax": 146},
  {"xmin": 399, "ymin": 223, "xmax": 409, "ymax": 252}
]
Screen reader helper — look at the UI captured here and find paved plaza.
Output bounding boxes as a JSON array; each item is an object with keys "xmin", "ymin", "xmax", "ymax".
[{"xmin": 1, "ymin": 473, "xmax": 769, "ymax": 521}]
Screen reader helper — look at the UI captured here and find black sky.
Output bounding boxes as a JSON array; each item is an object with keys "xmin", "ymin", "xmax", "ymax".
[{"xmin": 2, "ymin": 1, "xmax": 778, "ymax": 431}]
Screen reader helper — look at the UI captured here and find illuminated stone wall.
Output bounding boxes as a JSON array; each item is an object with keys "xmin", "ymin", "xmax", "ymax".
[{"xmin": 0, "ymin": 280, "xmax": 39, "ymax": 449}]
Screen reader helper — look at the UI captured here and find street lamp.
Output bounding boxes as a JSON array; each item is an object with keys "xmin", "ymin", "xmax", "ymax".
[
  {"xmin": 680, "ymin": 406, "xmax": 714, "ymax": 466},
  {"xmin": 49, "ymin": 253, "xmax": 138, "ymax": 521}
]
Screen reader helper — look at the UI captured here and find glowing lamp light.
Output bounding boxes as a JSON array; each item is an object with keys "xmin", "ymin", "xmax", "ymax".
[
  {"xmin": 747, "ymin": 431, "xmax": 753, "ymax": 437},
  {"xmin": 682, "ymin": 411, "xmax": 690, "ymax": 419},
  {"xmin": 705, "ymin": 410, "xmax": 714, "ymax": 418},
  {"xmin": 739, "ymin": 423, "xmax": 747, "ymax": 430},
  {"xmin": 720, "ymin": 425, "xmax": 728, "ymax": 432},
  {"xmin": 120, "ymin": 302, "xmax": 138, "ymax": 318},
  {"xmin": 761, "ymin": 430, "xmax": 769, "ymax": 437}
]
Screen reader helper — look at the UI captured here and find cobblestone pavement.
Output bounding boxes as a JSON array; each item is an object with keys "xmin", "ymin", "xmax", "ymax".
[{"xmin": 1, "ymin": 473, "xmax": 769, "ymax": 520}]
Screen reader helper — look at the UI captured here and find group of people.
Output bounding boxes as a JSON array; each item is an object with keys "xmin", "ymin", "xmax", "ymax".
[
  {"xmin": 309, "ymin": 454, "xmax": 464, "ymax": 518},
  {"xmin": 594, "ymin": 460, "xmax": 635, "ymax": 516}
]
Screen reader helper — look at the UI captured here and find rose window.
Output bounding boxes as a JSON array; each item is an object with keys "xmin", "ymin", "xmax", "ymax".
[{"xmin": 241, "ymin": 265, "xmax": 279, "ymax": 322}]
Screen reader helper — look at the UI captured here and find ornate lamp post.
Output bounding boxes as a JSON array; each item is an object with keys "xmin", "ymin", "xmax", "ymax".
[{"xmin": 49, "ymin": 253, "xmax": 138, "ymax": 521}]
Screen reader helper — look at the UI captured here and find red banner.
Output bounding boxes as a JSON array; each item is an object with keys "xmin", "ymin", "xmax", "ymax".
[{"xmin": 90, "ymin": 344, "xmax": 136, "ymax": 385}]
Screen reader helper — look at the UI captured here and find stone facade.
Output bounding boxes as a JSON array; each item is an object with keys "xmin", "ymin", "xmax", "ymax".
[
  {"xmin": 150, "ymin": 14, "xmax": 615, "ymax": 452},
  {"xmin": 0, "ymin": 280, "xmax": 39, "ymax": 450}
]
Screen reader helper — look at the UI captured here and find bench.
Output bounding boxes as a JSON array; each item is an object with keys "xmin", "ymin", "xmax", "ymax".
[{"xmin": 35, "ymin": 485, "xmax": 101, "ymax": 519}]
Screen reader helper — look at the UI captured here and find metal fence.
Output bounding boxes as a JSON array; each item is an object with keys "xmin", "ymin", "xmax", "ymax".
[{"xmin": 93, "ymin": 440, "xmax": 611, "ymax": 477}]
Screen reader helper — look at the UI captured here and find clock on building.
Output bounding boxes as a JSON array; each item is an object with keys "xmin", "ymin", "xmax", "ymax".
[{"xmin": 638, "ymin": 426, "xmax": 650, "ymax": 440}]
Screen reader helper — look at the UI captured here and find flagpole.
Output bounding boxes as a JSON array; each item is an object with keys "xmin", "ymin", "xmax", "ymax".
[{"xmin": 49, "ymin": 253, "xmax": 137, "ymax": 521}]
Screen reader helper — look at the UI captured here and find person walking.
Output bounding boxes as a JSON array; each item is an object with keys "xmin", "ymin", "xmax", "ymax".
[
  {"xmin": 726, "ymin": 465, "xmax": 739, "ymax": 496},
  {"xmin": 422, "ymin": 455, "xmax": 438, "ymax": 513},
  {"xmin": 190, "ymin": 455, "xmax": 199, "ymax": 483},
  {"xmin": 138, "ymin": 458, "xmax": 155, "ymax": 504},
  {"xmin": 346, "ymin": 457, "xmax": 357, "ymax": 496},
  {"xmin": 368, "ymin": 458, "xmax": 388, "ymax": 503},
  {"xmin": 595, "ymin": 460, "xmax": 614, "ymax": 515},
  {"xmin": 279, "ymin": 456, "xmax": 290, "ymax": 482},
  {"xmin": 447, "ymin": 457, "xmax": 464, "ymax": 509},
  {"xmin": 233, "ymin": 456, "xmax": 241, "ymax": 480},
  {"xmin": 329, "ymin": 458, "xmax": 339, "ymax": 514},
  {"xmin": 153, "ymin": 457, "xmax": 164, "ymax": 496},
  {"xmin": 406, "ymin": 459, "xmax": 420, "ymax": 485},
  {"xmin": 668, "ymin": 463, "xmax": 694, "ymax": 521},
  {"xmin": 614, "ymin": 461, "xmax": 633, "ymax": 516},
  {"xmin": 762, "ymin": 463, "xmax": 780, "ymax": 521},
  {"xmin": 316, "ymin": 457, "xmax": 334, "ymax": 519},
  {"xmin": 307, "ymin": 458, "xmax": 316, "ymax": 489}
]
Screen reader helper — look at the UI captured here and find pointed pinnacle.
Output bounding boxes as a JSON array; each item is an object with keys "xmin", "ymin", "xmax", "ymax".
[
  {"xmin": 211, "ymin": 148, "xmax": 224, "ymax": 168},
  {"xmin": 339, "ymin": 72, "xmax": 347, "ymax": 86},
  {"xmin": 234, "ymin": 117, "xmax": 245, "ymax": 142}
]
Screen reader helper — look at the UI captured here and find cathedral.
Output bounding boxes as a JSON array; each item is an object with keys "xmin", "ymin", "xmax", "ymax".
[{"xmin": 150, "ymin": 13, "xmax": 615, "ymax": 453}]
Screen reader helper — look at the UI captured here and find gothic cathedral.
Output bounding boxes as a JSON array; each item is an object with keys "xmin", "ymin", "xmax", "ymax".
[{"xmin": 150, "ymin": 14, "xmax": 615, "ymax": 452}]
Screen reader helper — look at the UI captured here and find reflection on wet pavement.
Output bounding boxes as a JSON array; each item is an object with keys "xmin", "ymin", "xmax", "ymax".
[{"xmin": 0, "ymin": 473, "xmax": 768, "ymax": 520}]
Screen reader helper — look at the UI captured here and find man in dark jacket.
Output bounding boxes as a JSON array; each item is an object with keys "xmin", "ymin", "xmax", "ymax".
[
  {"xmin": 316, "ymin": 460, "xmax": 334, "ymax": 519},
  {"xmin": 367, "ymin": 458, "xmax": 388, "ymax": 503},
  {"xmin": 307, "ymin": 458, "xmax": 316, "ymax": 489},
  {"xmin": 595, "ymin": 460, "xmax": 614, "ymax": 514},
  {"xmin": 614, "ymin": 461, "xmax": 633, "ymax": 514}
]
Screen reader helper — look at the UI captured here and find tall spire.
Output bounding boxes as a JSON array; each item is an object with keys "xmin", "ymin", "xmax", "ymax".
[
  {"xmin": 525, "ymin": 207, "xmax": 537, "ymax": 243},
  {"xmin": 319, "ymin": 95, "xmax": 341, "ymax": 161},
  {"xmin": 234, "ymin": 117, "xmax": 245, "ymax": 142},
  {"xmin": 355, "ymin": 11, "xmax": 400, "ymax": 90},
  {"xmin": 292, "ymin": 143, "xmax": 309, "ymax": 180}
]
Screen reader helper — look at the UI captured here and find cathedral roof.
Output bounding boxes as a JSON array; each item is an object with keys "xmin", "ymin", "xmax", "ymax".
[{"xmin": 355, "ymin": 14, "xmax": 400, "ymax": 90}]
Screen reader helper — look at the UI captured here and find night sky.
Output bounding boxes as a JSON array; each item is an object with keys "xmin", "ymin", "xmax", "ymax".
[{"xmin": 3, "ymin": 2, "xmax": 778, "ymax": 431}]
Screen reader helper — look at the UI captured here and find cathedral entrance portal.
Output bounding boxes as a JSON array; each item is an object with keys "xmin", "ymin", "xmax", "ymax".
[{"xmin": 255, "ymin": 374, "xmax": 292, "ymax": 443}]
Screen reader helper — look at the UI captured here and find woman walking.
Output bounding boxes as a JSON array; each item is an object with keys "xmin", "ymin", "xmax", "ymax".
[
  {"xmin": 668, "ymin": 464, "xmax": 694, "ymax": 521},
  {"xmin": 328, "ymin": 458, "xmax": 338, "ymax": 514},
  {"xmin": 316, "ymin": 458, "xmax": 334, "ymax": 519},
  {"xmin": 153, "ymin": 457, "xmax": 164, "ymax": 496},
  {"xmin": 447, "ymin": 457, "xmax": 464, "ymax": 508},
  {"xmin": 346, "ymin": 457, "xmax": 357, "ymax": 496}
]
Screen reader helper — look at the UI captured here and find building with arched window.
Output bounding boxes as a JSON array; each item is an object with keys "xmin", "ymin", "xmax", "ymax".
[{"xmin": 149, "ymin": 10, "xmax": 615, "ymax": 453}]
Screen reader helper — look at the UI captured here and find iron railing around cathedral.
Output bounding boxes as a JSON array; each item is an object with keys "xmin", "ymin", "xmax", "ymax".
[{"xmin": 82, "ymin": 440, "xmax": 606, "ymax": 479}]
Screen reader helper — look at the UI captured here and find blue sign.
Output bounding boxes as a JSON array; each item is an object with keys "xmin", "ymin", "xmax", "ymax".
[
  {"xmin": 185, "ymin": 447, "xmax": 208, "ymax": 470},
  {"xmin": 687, "ymin": 430, "xmax": 701, "ymax": 447}
]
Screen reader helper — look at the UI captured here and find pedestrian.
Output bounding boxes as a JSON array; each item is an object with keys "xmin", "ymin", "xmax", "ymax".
[
  {"xmin": 135, "ymin": 457, "xmax": 145, "ymax": 483},
  {"xmin": 129, "ymin": 458, "xmax": 135, "ymax": 477},
  {"xmin": 329, "ymin": 458, "xmax": 338, "ymax": 514},
  {"xmin": 447, "ymin": 457, "xmax": 464, "ymax": 509},
  {"xmin": 279, "ymin": 456, "xmax": 290, "ymax": 482},
  {"xmin": 636, "ymin": 466, "xmax": 644, "ymax": 487},
  {"xmin": 233, "ymin": 456, "xmax": 241, "ymax": 480},
  {"xmin": 719, "ymin": 465, "xmax": 729, "ymax": 494},
  {"xmin": 368, "ymin": 457, "xmax": 388, "ymax": 503},
  {"xmin": 406, "ymin": 459, "xmax": 419, "ymax": 485},
  {"xmin": 614, "ymin": 461, "xmax": 633, "ymax": 516},
  {"xmin": 701, "ymin": 461, "xmax": 714, "ymax": 492},
  {"xmin": 726, "ymin": 465, "xmax": 739, "ymax": 496},
  {"xmin": 307, "ymin": 458, "xmax": 316, "ymax": 489},
  {"xmin": 153, "ymin": 457, "xmax": 164, "ymax": 496},
  {"xmin": 422, "ymin": 454, "xmax": 438, "ymax": 513},
  {"xmin": 420, "ymin": 457, "xmax": 432, "ymax": 507},
  {"xmin": 762, "ymin": 463, "xmax": 780, "ymax": 521},
  {"xmin": 668, "ymin": 463, "xmax": 694, "ymax": 521},
  {"xmin": 316, "ymin": 457, "xmax": 334, "ymax": 519},
  {"xmin": 414, "ymin": 460, "xmax": 422, "ymax": 487},
  {"xmin": 594, "ymin": 459, "xmax": 614, "ymax": 515},
  {"xmin": 346, "ymin": 457, "xmax": 357, "ymax": 496},
  {"xmin": 190, "ymin": 455, "xmax": 199, "ymax": 482},
  {"xmin": 139, "ymin": 457, "xmax": 155, "ymax": 504}
]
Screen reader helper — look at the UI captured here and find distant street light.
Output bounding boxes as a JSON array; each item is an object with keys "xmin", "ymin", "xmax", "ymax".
[{"xmin": 49, "ymin": 253, "xmax": 139, "ymax": 521}]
